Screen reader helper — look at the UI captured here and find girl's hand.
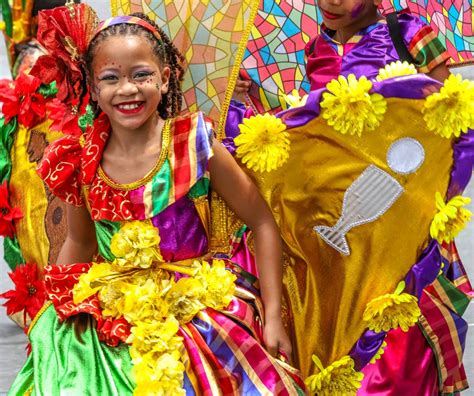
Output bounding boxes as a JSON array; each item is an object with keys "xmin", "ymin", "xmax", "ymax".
[{"xmin": 263, "ymin": 316, "xmax": 292, "ymax": 360}]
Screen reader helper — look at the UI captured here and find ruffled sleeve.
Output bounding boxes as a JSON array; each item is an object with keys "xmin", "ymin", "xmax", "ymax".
[
  {"xmin": 398, "ymin": 12, "xmax": 450, "ymax": 73},
  {"xmin": 37, "ymin": 134, "xmax": 84, "ymax": 206}
]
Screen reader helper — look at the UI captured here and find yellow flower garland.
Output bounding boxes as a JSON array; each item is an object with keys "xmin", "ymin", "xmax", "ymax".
[
  {"xmin": 283, "ymin": 89, "xmax": 308, "ymax": 108},
  {"xmin": 430, "ymin": 192, "xmax": 472, "ymax": 244},
  {"xmin": 320, "ymin": 74, "xmax": 387, "ymax": 137},
  {"xmin": 305, "ymin": 355, "xmax": 364, "ymax": 396},
  {"xmin": 363, "ymin": 281, "xmax": 420, "ymax": 333},
  {"xmin": 422, "ymin": 74, "xmax": 474, "ymax": 139},
  {"xmin": 376, "ymin": 61, "xmax": 417, "ymax": 81},
  {"xmin": 73, "ymin": 221, "xmax": 237, "ymax": 395},
  {"xmin": 235, "ymin": 113, "xmax": 290, "ymax": 173}
]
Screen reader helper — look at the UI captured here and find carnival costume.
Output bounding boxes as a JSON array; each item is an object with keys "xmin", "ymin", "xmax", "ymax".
[
  {"xmin": 5, "ymin": 4, "xmax": 306, "ymax": 395},
  {"xmin": 228, "ymin": 65, "xmax": 473, "ymax": 395}
]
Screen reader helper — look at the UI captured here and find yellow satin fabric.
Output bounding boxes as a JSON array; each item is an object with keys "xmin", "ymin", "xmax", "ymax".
[
  {"xmin": 9, "ymin": 120, "xmax": 63, "ymax": 269},
  {"xmin": 252, "ymin": 98, "xmax": 453, "ymax": 376}
]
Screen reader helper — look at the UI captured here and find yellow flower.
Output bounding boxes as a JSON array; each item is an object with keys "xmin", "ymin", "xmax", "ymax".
[
  {"xmin": 305, "ymin": 355, "xmax": 364, "ymax": 396},
  {"xmin": 423, "ymin": 74, "xmax": 474, "ymax": 138},
  {"xmin": 110, "ymin": 221, "xmax": 163, "ymax": 269},
  {"xmin": 72, "ymin": 262, "xmax": 114, "ymax": 304},
  {"xmin": 283, "ymin": 89, "xmax": 308, "ymax": 108},
  {"xmin": 128, "ymin": 317, "xmax": 181, "ymax": 356},
  {"xmin": 369, "ymin": 341, "xmax": 387, "ymax": 364},
  {"xmin": 196, "ymin": 260, "xmax": 236, "ymax": 311},
  {"xmin": 430, "ymin": 192, "xmax": 471, "ymax": 243},
  {"xmin": 166, "ymin": 278, "xmax": 205, "ymax": 323},
  {"xmin": 133, "ymin": 351, "xmax": 185, "ymax": 396},
  {"xmin": 121, "ymin": 279, "xmax": 170, "ymax": 323},
  {"xmin": 99, "ymin": 281, "xmax": 127, "ymax": 318},
  {"xmin": 376, "ymin": 61, "xmax": 417, "ymax": 81},
  {"xmin": 235, "ymin": 113, "xmax": 290, "ymax": 173},
  {"xmin": 363, "ymin": 281, "xmax": 421, "ymax": 333},
  {"xmin": 321, "ymin": 74, "xmax": 387, "ymax": 137}
]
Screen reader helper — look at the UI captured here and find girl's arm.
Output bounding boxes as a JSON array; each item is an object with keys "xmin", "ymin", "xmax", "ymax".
[
  {"xmin": 209, "ymin": 139, "xmax": 291, "ymax": 359},
  {"xmin": 56, "ymin": 204, "xmax": 98, "ymax": 264}
]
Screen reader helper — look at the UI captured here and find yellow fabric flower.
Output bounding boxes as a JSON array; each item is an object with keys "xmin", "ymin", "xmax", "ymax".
[
  {"xmin": 305, "ymin": 355, "xmax": 364, "ymax": 396},
  {"xmin": 133, "ymin": 351, "xmax": 185, "ymax": 396},
  {"xmin": 235, "ymin": 113, "xmax": 290, "ymax": 173},
  {"xmin": 72, "ymin": 262, "xmax": 114, "ymax": 304},
  {"xmin": 283, "ymin": 89, "xmax": 308, "ymax": 108},
  {"xmin": 128, "ymin": 317, "xmax": 182, "ymax": 356},
  {"xmin": 120, "ymin": 278, "xmax": 170, "ymax": 323},
  {"xmin": 363, "ymin": 281, "xmax": 421, "ymax": 333},
  {"xmin": 369, "ymin": 341, "xmax": 387, "ymax": 364},
  {"xmin": 110, "ymin": 221, "xmax": 163, "ymax": 269},
  {"xmin": 376, "ymin": 61, "xmax": 417, "ymax": 81},
  {"xmin": 196, "ymin": 260, "xmax": 236, "ymax": 311},
  {"xmin": 166, "ymin": 278, "xmax": 206, "ymax": 323},
  {"xmin": 430, "ymin": 192, "xmax": 471, "ymax": 243},
  {"xmin": 321, "ymin": 74, "xmax": 387, "ymax": 137},
  {"xmin": 423, "ymin": 74, "xmax": 474, "ymax": 138}
]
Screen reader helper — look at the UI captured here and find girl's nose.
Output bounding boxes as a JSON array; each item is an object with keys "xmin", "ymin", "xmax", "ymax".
[{"xmin": 117, "ymin": 78, "xmax": 139, "ymax": 95}]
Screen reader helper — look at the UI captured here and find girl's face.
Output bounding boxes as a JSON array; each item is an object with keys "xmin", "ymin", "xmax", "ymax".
[
  {"xmin": 90, "ymin": 34, "xmax": 170, "ymax": 131},
  {"xmin": 316, "ymin": 0, "xmax": 381, "ymax": 31}
]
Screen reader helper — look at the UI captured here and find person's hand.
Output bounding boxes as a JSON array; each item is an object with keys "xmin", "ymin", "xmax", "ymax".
[
  {"xmin": 232, "ymin": 78, "xmax": 252, "ymax": 103},
  {"xmin": 263, "ymin": 316, "xmax": 292, "ymax": 361}
]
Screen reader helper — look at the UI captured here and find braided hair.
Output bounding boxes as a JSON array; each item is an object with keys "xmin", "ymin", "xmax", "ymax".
[{"xmin": 85, "ymin": 13, "xmax": 185, "ymax": 119}]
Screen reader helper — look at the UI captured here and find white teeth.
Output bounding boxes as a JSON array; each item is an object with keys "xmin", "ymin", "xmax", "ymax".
[{"xmin": 118, "ymin": 103, "xmax": 140, "ymax": 110}]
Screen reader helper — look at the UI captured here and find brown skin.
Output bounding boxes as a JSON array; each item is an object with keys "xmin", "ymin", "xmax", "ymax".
[{"xmin": 57, "ymin": 34, "xmax": 292, "ymax": 359}]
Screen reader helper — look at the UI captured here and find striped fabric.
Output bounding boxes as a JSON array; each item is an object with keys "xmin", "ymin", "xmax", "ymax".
[
  {"xmin": 419, "ymin": 242, "xmax": 473, "ymax": 395},
  {"xmin": 130, "ymin": 113, "xmax": 213, "ymax": 219},
  {"xmin": 408, "ymin": 25, "xmax": 450, "ymax": 73}
]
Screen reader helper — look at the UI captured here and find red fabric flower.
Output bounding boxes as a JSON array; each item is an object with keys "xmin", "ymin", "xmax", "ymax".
[
  {"xmin": 0, "ymin": 181, "xmax": 23, "ymax": 238},
  {"xmin": 0, "ymin": 263, "xmax": 46, "ymax": 327},
  {"xmin": 46, "ymin": 98, "xmax": 82, "ymax": 136},
  {"xmin": 0, "ymin": 73, "xmax": 47, "ymax": 127}
]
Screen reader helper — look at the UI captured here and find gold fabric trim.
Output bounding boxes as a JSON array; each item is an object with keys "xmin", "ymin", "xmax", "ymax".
[
  {"xmin": 27, "ymin": 301, "xmax": 53, "ymax": 336},
  {"xmin": 215, "ymin": 0, "xmax": 260, "ymax": 140},
  {"xmin": 97, "ymin": 119, "xmax": 171, "ymax": 191}
]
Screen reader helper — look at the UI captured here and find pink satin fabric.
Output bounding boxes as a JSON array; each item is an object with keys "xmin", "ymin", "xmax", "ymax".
[{"xmin": 359, "ymin": 326, "xmax": 439, "ymax": 395}]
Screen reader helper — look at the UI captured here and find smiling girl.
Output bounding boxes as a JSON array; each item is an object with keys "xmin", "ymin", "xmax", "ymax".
[{"xmin": 8, "ymin": 6, "xmax": 305, "ymax": 395}]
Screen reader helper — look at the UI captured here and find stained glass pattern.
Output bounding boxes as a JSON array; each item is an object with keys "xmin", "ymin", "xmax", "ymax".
[{"xmin": 242, "ymin": 0, "xmax": 472, "ymax": 114}]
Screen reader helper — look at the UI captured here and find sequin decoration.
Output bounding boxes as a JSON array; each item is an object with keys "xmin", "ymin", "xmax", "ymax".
[
  {"xmin": 314, "ymin": 165, "xmax": 404, "ymax": 255},
  {"xmin": 387, "ymin": 137, "xmax": 425, "ymax": 175}
]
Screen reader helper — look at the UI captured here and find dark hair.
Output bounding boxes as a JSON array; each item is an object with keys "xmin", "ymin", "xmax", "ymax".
[{"xmin": 85, "ymin": 13, "xmax": 185, "ymax": 119}]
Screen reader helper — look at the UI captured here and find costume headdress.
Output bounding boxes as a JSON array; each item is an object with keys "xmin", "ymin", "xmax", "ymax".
[{"xmin": 94, "ymin": 15, "xmax": 163, "ymax": 43}]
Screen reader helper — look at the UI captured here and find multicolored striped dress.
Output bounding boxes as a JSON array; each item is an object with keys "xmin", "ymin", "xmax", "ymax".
[{"xmin": 8, "ymin": 112, "xmax": 305, "ymax": 396}]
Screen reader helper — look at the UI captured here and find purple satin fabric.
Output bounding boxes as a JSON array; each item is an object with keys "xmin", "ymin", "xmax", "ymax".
[
  {"xmin": 225, "ymin": 100, "xmax": 247, "ymax": 138},
  {"xmin": 152, "ymin": 196, "xmax": 208, "ymax": 261},
  {"xmin": 306, "ymin": 13, "xmax": 425, "ymax": 91},
  {"xmin": 359, "ymin": 326, "xmax": 439, "ymax": 395},
  {"xmin": 448, "ymin": 128, "xmax": 474, "ymax": 199}
]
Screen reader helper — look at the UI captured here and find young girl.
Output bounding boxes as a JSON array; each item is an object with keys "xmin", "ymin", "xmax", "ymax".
[{"xmin": 9, "ymin": 6, "xmax": 305, "ymax": 395}]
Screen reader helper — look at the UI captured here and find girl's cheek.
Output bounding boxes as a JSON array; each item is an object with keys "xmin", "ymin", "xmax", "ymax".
[{"xmin": 351, "ymin": 2, "xmax": 365, "ymax": 19}]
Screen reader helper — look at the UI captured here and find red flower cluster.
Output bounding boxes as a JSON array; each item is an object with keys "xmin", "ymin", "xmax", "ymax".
[
  {"xmin": 0, "ymin": 181, "xmax": 23, "ymax": 238},
  {"xmin": 0, "ymin": 74, "xmax": 47, "ymax": 127},
  {"xmin": 0, "ymin": 263, "xmax": 46, "ymax": 327}
]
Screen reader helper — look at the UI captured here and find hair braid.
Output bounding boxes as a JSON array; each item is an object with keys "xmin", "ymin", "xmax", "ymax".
[{"xmin": 85, "ymin": 12, "xmax": 185, "ymax": 119}]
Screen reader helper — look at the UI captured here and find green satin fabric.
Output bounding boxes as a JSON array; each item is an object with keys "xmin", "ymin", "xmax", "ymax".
[{"xmin": 9, "ymin": 305, "xmax": 134, "ymax": 396}]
